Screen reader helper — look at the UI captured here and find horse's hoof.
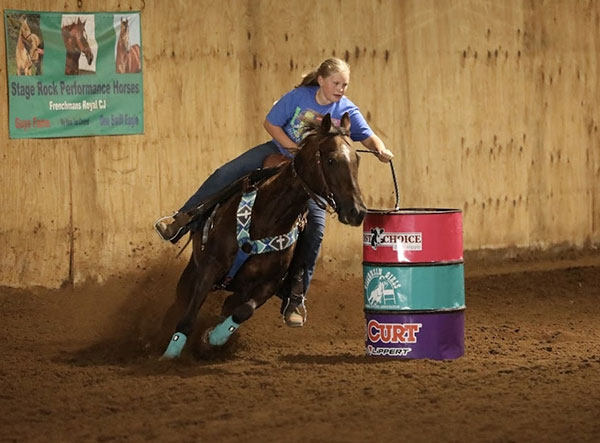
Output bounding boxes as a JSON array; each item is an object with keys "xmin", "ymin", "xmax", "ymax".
[{"xmin": 161, "ymin": 332, "xmax": 187, "ymax": 359}]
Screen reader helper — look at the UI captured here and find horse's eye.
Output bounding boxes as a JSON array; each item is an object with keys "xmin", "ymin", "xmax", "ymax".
[{"xmin": 327, "ymin": 158, "xmax": 335, "ymax": 165}]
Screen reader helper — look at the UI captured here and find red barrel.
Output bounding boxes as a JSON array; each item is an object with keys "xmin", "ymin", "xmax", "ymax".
[{"xmin": 363, "ymin": 208, "xmax": 463, "ymax": 264}]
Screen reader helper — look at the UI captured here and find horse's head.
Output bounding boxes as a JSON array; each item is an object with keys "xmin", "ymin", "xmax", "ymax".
[
  {"xmin": 76, "ymin": 19, "xmax": 93, "ymax": 65},
  {"xmin": 63, "ymin": 18, "xmax": 93, "ymax": 65},
  {"xmin": 119, "ymin": 18, "xmax": 130, "ymax": 45},
  {"xmin": 19, "ymin": 15, "xmax": 31, "ymax": 38},
  {"xmin": 294, "ymin": 113, "xmax": 366, "ymax": 226}
]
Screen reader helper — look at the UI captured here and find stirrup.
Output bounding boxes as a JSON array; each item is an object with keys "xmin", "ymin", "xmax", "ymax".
[{"xmin": 154, "ymin": 214, "xmax": 183, "ymax": 242}]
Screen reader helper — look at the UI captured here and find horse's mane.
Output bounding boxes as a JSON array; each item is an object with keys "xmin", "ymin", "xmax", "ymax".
[
  {"xmin": 62, "ymin": 19, "xmax": 85, "ymax": 31},
  {"xmin": 297, "ymin": 116, "xmax": 350, "ymax": 150}
]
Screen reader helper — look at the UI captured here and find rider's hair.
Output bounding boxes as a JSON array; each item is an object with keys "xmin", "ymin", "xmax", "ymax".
[{"xmin": 296, "ymin": 57, "xmax": 350, "ymax": 88}]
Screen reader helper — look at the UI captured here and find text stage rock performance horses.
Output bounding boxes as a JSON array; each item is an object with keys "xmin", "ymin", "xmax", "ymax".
[
  {"xmin": 162, "ymin": 113, "xmax": 366, "ymax": 359},
  {"xmin": 61, "ymin": 18, "xmax": 93, "ymax": 75},
  {"xmin": 116, "ymin": 18, "xmax": 141, "ymax": 74}
]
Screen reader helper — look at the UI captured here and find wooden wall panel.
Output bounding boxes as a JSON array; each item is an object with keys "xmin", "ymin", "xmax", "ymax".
[{"xmin": 1, "ymin": 0, "xmax": 599, "ymax": 288}]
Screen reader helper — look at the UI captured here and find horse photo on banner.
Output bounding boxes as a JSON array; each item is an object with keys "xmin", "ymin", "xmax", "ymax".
[
  {"xmin": 60, "ymin": 14, "xmax": 97, "ymax": 75},
  {"xmin": 114, "ymin": 14, "xmax": 141, "ymax": 74},
  {"xmin": 5, "ymin": 13, "xmax": 44, "ymax": 76},
  {"xmin": 3, "ymin": 9, "xmax": 144, "ymax": 138}
]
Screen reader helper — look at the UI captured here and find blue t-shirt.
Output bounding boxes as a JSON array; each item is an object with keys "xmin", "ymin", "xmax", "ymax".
[{"xmin": 266, "ymin": 85, "xmax": 373, "ymax": 156}]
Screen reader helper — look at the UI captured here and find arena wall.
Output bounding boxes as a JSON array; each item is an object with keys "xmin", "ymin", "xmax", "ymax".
[{"xmin": 1, "ymin": 0, "xmax": 599, "ymax": 288}]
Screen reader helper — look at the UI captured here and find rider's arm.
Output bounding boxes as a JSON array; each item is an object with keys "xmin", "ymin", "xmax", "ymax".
[
  {"xmin": 264, "ymin": 119, "xmax": 298, "ymax": 150},
  {"xmin": 360, "ymin": 134, "xmax": 394, "ymax": 163}
]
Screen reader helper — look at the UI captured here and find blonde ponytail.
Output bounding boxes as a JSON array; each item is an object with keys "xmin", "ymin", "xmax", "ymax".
[{"xmin": 296, "ymin": 57, "xmax": 350, "ymax": 88}]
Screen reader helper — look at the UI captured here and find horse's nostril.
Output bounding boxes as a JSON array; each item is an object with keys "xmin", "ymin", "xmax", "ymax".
[{"xmin": 358, "ymin": 209, "xmax": 366, "ymax": 222}]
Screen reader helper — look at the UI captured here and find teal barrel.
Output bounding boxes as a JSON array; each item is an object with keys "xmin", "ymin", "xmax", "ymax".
[{"xmin": 363, "ymin": 263, "xmax": 465, "ymax": 311}]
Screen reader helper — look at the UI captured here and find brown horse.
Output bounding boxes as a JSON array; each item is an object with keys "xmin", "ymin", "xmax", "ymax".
[
  {"xmin": 61, "ymin": 18, "xmax": 93, "ymax": 75},
  {"xmin": 15, "ymin": 16, "xmax": 43, "ymax": 75},
  {"xmin": 162, "ymin": 113, "xmax": 366, "ymax": 358},
  {"xmin": 116, "ymin": 18, "xmax": 141, "ymax": 73}
]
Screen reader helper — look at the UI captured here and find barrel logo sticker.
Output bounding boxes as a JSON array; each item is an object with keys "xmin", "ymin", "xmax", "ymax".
[
  {"xmin": 364, "ymin": 267, "xmax": 407, "ymax": 308},
  {"xmin": 363, "ymin": 228, "xmax": 423, "ymax": 251},
  {"xmin": 366, "ymin": 320, "xmax": 423, "ymax": 356},
  {"xmin": 366, "ymin": 346, "xmax": 411, "ymax": 357}
]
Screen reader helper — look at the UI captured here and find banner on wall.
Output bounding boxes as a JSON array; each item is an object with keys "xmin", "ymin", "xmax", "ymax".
[{"xmin": 4, "ymin": 10, "xmax": 143, "ymax": 138}]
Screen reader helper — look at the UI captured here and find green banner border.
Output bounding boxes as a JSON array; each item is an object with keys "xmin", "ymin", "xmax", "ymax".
[{"xmin": 4, "ymin": 9, "xmax": 144, "ymax": 138}]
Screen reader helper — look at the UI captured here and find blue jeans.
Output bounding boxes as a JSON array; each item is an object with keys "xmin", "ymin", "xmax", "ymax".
[
  {"xmin": 180, "ymin": 141, "xmax": 280, "ymax": 212},
  {"xmin": 293, "ymin": 198, "xmax": 326, "ymax": 294},
  {"xmin": 180, "ymin": 141, "xmax": 325, "ymax": 295}
]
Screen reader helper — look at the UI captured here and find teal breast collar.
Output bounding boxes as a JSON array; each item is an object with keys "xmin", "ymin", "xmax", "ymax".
[
  {"xmin": 236, "ymin": 189, "xmax": 300, "ymax": 253},
  {"xmin": 222, "ymin": 189, "xmax": 301, "ymax": 287}
]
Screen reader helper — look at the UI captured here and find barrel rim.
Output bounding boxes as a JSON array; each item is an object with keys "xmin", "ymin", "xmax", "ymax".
[
  {"xmin": 363, "ymin": 260, "xmax": 464, "ymax": 267},
  {"xmin": 364, "ymin": 307, "xmax": 466, "ymax": 315},
  {"xmin": 366, "ymin": 207, "xmax": 462, "ymax": 215}
]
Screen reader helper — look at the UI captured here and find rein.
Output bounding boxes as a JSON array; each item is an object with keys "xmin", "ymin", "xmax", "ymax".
[{"xmin": 291, "ymin": 153, "xmax": 334, "ymax": 211}]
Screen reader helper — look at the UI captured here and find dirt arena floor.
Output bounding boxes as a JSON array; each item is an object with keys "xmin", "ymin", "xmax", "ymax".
[{"xmin": 1, "ymin": 250, "xmax": 600, "ymax": 443}]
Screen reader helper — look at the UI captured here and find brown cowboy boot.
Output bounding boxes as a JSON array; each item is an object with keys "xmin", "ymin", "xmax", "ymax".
[
  {"xmin": 282, "ymin": 268, "xmax": 307, "ymax": 327},
  {"xmin": 154, "ymin": 211, "xmax": 192, "ymax": 242}
]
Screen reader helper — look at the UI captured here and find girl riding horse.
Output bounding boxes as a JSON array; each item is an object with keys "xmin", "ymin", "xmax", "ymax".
[
  {"xmin": 162, "ymin": 113, "xmax": 367, "ymax": 358},
  {"xmin": 155, "ymin": 57, "xmax": 393, "ymax": 327}
]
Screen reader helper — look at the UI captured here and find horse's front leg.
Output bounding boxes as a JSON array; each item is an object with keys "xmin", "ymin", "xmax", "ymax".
[
  {"xmin": 162, "ymin": 258, "xmax": 221, "ymax": 359},
  {"xmin": 220, "ymin": 292, "xmax": 247, "ymax": 318},
  {"xmin": 207, "ymin": 283, "xmax": 276, "ymax": 346},
  {"xmin": 160, "ymin": 255, "xmax": 196, "ymax": 333}
]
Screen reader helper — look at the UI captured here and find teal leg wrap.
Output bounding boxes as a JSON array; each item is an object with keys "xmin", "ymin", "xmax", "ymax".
[
  {"xmin": 162, "ymin": 332, "xmax": 187, "ymax": 359},
  {"xmin": 209, "ymin": 316, "xmax": 240, "ymax": 346}
]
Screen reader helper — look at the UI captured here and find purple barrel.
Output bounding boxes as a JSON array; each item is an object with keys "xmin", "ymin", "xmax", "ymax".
[{"xmin": 365, "ymin": 310, "xmax": 465, "ymax": 360}]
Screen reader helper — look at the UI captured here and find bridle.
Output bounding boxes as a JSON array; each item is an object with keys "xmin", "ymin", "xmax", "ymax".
[
  {"xmin": 20, "ymin": 29, "xmax": 32, "ymax": 41},
  {"xmin": 18, "ymin": 28, "xmax": 34, "ymax": 64},
  {"xmin": 291, "ymin": 130, "xmax": 353, "ymax": 213}
]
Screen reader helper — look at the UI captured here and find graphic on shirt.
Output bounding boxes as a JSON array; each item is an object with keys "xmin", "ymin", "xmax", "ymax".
[{"xmin": 288, "ymin": 107, "xmax": 341, "ymax": 143}]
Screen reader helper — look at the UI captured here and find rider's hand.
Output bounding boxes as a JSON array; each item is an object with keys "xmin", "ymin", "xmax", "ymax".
[{"xmin": 375, "ymin": 147, "xmax": 394, "ymax": 163}]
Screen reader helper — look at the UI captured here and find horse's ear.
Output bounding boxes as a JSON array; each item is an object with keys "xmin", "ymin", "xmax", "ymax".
[
  {"xmin": 341, "ymin": 112, "xmax": 351, "ymax": 131},
  {"xmin": 320, "ymin": 113, "xmax": 332, "ymax": 134}
]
